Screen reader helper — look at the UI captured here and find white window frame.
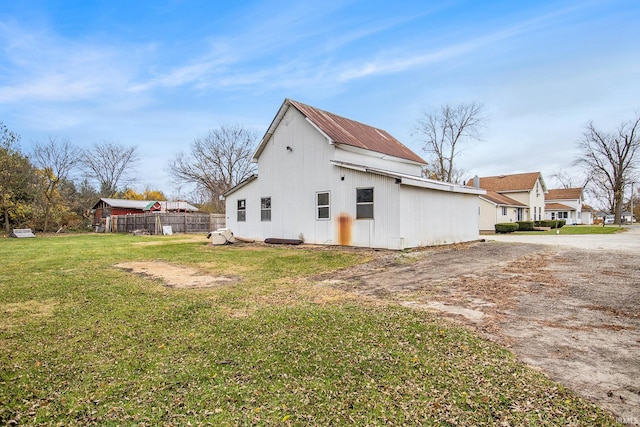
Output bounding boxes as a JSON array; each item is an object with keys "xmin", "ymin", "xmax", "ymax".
[
  {"xmin": 261, "ymin": 197, "xmax": 271, "ymax": 222},
  {"xmin": 237, "ymin": 199, "xmax": 246, "ymax": 222},
  {"xmin": 316, "ymin": 191, "xmax": 330, "ymax": 220},
  {"xmin": 356, "ymin": 187, "xmax": 374, "ymax": 220}
]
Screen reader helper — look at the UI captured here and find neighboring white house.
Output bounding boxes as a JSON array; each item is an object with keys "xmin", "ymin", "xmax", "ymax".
[
  {"xmin": 223, "ymin": 99, "xmax": 485, "ymax": 250},
  {"xmin": 544, "ymin": 188, "xmax": 589, "ymax": 225},
  {"xmin": 468, "ymin": 172, "xmax": 547, "ymax": 232},
  {"xmin": 477, "ymin": 191, "xmax": 528, "ymax": 232}
]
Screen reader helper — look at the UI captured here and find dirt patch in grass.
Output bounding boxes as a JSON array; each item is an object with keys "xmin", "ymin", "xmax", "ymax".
[
  {"xmin": 115, "ymin": 261, "xmax": 241, "ymax": 289},
  {"xmin": 319, "ymin": 240, "xmax": 640, "ymax": 425}
]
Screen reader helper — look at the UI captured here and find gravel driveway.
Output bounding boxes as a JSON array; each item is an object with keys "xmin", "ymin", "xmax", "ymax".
[{"xmin": 325, "ymin": 227, "xmax": 640, "ymax": 425}]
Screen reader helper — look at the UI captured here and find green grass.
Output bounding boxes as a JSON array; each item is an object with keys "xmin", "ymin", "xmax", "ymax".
[
  {"xmin": 514, "ymin": 225, "xmax": 624, "ymax": 235},
  {"xmin": 0, "ymin": 234, "xmax": 621, "ymax": 426}
]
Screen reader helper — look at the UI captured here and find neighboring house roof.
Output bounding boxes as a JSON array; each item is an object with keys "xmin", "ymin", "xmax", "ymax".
[
  {"xmin": 480, "ymin": 191, "xmax": 527, "ymax": 207},
  {"xmin": 253, "ymin": 98, "xmax": 426, "ymax": 165},
  {"xmin": 93, "ymin": 198, "xmax": 199, "ymax": 212},
  {"xmin": 330, "ymin": 161, "xmax": 485, "ymax": 195},
  {"xmin": 546, "ymin": 188, "xmax": 583, "ymax": 200},
  {"xmin": 161, "ymin": 201, "xmax": 199, "ymax": 212},
  {"xmin": 467, "ymin": 172, "xmax": 546, "ymax": 193},
  {"xmin": 582, "ymin": 204, "xmax": 593, "ymax": 211},
  {"xmin": 144, "ymin": 201, "xmax": 161, "ymax": 211},
  {"xmin": 545, "ymin": 202, "xmax": 574, "ymax": 211},
  {"xmin": 92, "ymin": 198, "xmax": 151, "ymax": 210}
]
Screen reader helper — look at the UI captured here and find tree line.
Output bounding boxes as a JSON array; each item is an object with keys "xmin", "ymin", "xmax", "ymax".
[
  {"xmin": 0, "ymin": 123, "xmax": 153, "ymax": 234},
  {"xmin": 2, "ymin": 106, "xmax": 638, "ymax": 234}
]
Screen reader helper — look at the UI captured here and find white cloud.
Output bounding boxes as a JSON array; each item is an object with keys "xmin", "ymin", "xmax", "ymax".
[{"xmin": 0, "ymin": 21, "xmax": 145, "ymax": 104}]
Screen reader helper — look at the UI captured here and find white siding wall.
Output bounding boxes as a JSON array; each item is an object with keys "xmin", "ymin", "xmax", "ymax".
[
  {"xmin": 332, "ymin": 146, "xmax": 424, "ymax": 176},
  {"xmin": 478, "ymin": 200, "xmax": 520, "ymax": 231},
  {"xmin": 529, "ymin": 178, "xmax": 546, "ymax": 220},
  {"xmin": 227, "ymin": 107, "xmax": 338, "ymax": 243},
  {"xmin": 545, "ymin": 198, "xmax": 582, "ymax": 224},
  {"xmin": 399, "ymin": 187, "xmax": 479, "ymax": 248}
]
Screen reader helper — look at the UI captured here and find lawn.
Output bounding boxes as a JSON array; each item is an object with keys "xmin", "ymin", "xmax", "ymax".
[
  {"xmin": 0, "ymin": 234, "xmax": 621, "ymax": 426},
  {"xmin": 515, "ymin": 225, "xmax": 625, "ymax": 235}
]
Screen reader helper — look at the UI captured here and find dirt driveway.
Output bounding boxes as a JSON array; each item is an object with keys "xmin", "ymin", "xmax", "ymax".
[{"xmin": 323, "ymin": 227, "xmax": 640, "ymax": 425}]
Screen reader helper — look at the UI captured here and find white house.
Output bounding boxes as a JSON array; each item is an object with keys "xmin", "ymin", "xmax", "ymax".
[
  {"xmin": 477, "ymin": 191, "xmax": 528, "ymax": 232},
  {"xmin": 468, "ymin": 172, "xmax": 547, "ymax": 232},
  {"xmin": 544, "ymin": 188, "xmax": 591, "ymax": 225},
  {"xmin": 223, "ymin": 99, "xmax": 485, "ymax": 250}
]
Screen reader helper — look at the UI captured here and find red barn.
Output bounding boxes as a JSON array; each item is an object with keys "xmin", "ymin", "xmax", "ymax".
[{"xmin": 92, "ymin": 198, "xmax": 151, "ymax": 230}]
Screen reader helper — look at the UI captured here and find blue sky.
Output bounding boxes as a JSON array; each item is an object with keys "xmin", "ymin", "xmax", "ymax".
[{"xmin": 1, "ymin": 0, "xmax": 638, "ymax": 197}]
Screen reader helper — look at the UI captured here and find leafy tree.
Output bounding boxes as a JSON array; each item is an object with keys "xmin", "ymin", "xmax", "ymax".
[
  {"xmin": 575, "ymin": 113, "xmax": 640, "ymax": 224},
  {"xmin": 82, "ymin": 141, "xmax": 139, "ymax": 197},
  {"xmin": 413, "ymin": 102, "xmax": 485, "ymax": 183},
  {"xmin": 167, "ymin": 124, "xmax": 257, "ymax": 212},
  {"xmin": 32, "ymin": 137, "xmax": 82, "ymax": 232},
  {"xmin": 143, "ymin": 188, "xmax": 167, "ymax": 201},
  {"xmin": 0, "ymin": 122, "xmax": 37, "ymax": 234},
  {"xmin": 118, "ymin": 187, "xmax": 167, "ymax": 201},
  {"xmin": 119, "ymin": 188, "xmax": 145, "ymax": 200}
]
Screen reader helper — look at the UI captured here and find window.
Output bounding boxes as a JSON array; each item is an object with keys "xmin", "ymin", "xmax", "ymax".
[
  {"xmin": 501, "ymin": 206, "xmax": 507, "ymax": 216},
  {"xmin": 356, "ymin": 188, "xmax": 374, "ymax": 219},
  {"xmin": 560, "ymin": 211, "xmax": 568, "ymax": 219},
  {"xmin": 317, "ymin": 192, "xmax": 330, "ymax": 220},
  {"xmin": 237, "ymin": 199, "xmax": 246, "ymax": 222},
  {"xmin": 261, "ymin": 197, "xmax": 271, "ymax": 222}
]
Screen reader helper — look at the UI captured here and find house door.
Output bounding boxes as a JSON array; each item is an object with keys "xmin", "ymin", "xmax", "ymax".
[{"xmin": 517, "ymin": 208, "xmax": 523, "ymax": 221}]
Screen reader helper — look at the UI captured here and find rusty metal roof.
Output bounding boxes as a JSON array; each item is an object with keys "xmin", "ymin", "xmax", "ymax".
[{"xmin": 254, "ymin": 99, "xmax": 425, "ymax": 164}]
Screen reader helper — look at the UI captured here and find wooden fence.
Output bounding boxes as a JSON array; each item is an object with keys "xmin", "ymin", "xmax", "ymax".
[{"xmin": 111, "ymin": 213, "xmax": 225, "ymax": 235}]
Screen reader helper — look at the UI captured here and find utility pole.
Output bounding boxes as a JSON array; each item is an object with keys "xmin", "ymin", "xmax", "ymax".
[{"xmin": 632, "ymin": 181, "xmax": 635, "ymax": 224}]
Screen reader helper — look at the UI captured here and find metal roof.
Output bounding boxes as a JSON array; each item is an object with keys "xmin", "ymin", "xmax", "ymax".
[
  {"xmin": 331, "ymin": 160, "xmax": 485, "ymax": 195},
  {"xmin": 93, "ymin": 198, "xmax": 199, "ymax": 212},
  {"xmin": 254, "ymin": 99, "xmax": 426, "ymax": 165},
  {"xmin": 223, "ymin": 174, "xmax": 258, "ymax": 197},
  {"xmin": 94, "ymin": 198, "xmax": 151, "ymax": 210}
]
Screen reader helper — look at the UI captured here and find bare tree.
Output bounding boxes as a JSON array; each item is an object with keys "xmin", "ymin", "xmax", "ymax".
[
  {"xmin": 575, "ymin": 113, "xmax": 640, "ymax": 224},
  {"xmin": 167, "ymin": 124, "xmax": 257, "ymax": 212},
  {"xmin": 413, "ymin": 102, "xmax": 485, "ymax": 183},
  {"xmin": 82, "ymin": 142, "xmax": 139, "ymax": 197},
  {"xmin": 549, "ymin": 170, "xmax": 591, "ymax": 189},
  {"xmin": 32, "ymin": 137, "xmax": 83, "ymax": 232}
]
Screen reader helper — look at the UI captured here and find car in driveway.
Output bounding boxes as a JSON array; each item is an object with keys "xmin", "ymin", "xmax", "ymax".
[{"xmin": 604, "ymin": 215, "xmax": 615, "ymax": 224}]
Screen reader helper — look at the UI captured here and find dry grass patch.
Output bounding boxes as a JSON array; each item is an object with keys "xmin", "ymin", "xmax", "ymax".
[
  {"xmin": 1, "ymin": 299, "xmax": 58, "ymax": 328},
  {"xmin": 114, "ymin": 261, "xmax": 241, "ymax": 289}
]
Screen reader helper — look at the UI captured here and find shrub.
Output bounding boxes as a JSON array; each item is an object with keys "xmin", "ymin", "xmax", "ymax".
[
  {"xmin": 536, "ymin": 220, "xmax": 565, "ymax": 229},
  {"xmin": 516, "ymin": 221, "xmax": 534, "ymax": 231},
  {"xmin": 495, "ymin": 223, "xmax": 519, "ymax": 233}
]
